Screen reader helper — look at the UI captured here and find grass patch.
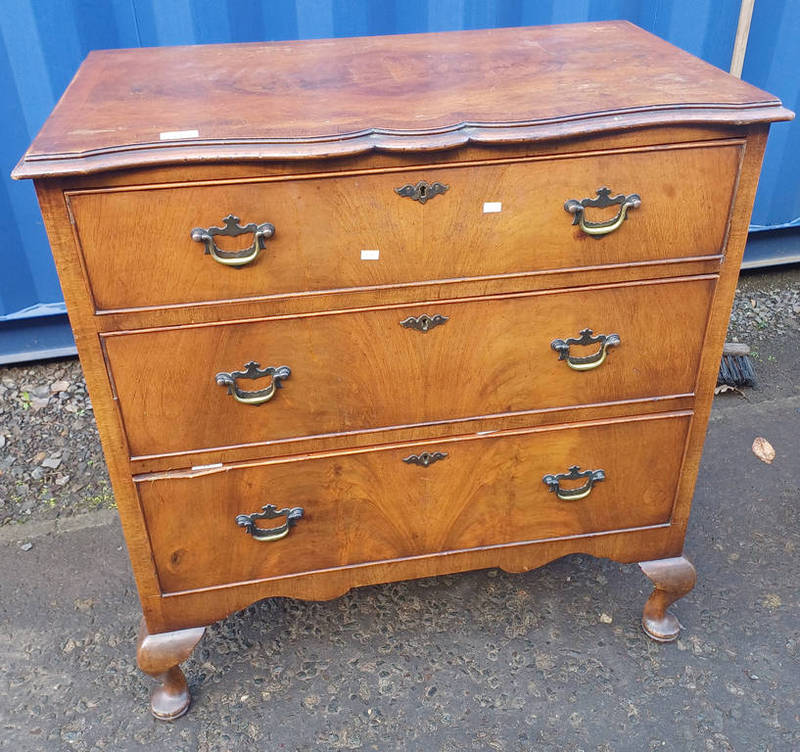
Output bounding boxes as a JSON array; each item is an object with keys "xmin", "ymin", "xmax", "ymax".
[{"xmin": 83, "ymin": 484, "xmax": 116, "ymax": 510}]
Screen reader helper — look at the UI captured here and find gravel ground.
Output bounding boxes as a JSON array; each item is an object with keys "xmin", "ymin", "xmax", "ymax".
[
  {"xmin": 725, "ymin": 265, "xmax": 800, "ymax": 400},
  {"xmin": 729, "ymin": 279, "xmax": 800, "ymax": 342},
  {"xmin": 0, "ymin": 359, "xmax": 111, "ymax": 527},
  {"xmin": 0, "ymin": 265, "xmax": 797, "ymax": 529}
]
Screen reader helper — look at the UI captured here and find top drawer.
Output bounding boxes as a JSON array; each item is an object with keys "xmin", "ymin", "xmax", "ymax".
[{"xmin": 68, "ymin": 142, "xmax": 741, "ymax": 311}]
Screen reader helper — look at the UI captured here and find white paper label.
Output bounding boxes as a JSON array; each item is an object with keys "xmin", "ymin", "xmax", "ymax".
[
  {"xmin": 483, "ymin": 202, "xmax": 502, "ymax": 213},
  {"xmin": 159, "ymin": 129, "xmax": 200, "ymax": 140},
  {"xmin": 361, "ymin": 249, "xmax": 380, "ymax": 260}
]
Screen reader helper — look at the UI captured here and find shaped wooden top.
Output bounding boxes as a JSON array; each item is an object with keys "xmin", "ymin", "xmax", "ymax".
[{"xmin": 13, "ymin": 21, "xmax": 792, "ymax": 179}]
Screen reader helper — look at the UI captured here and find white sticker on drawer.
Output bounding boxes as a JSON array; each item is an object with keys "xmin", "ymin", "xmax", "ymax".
[
  {"xmin": 483, "ymin": 202, "xmax": 502, "ymax": 213},
  {"xmin": 159, "ymin": 129, "xmax": 200, "ymax": 140},
  {"xmin": 361, "ymin": 249, "xmax": 380, "ymax": 260}
]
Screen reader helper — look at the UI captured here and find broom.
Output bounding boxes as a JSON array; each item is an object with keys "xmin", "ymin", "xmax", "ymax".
[
  {"xmin": 718, "ymin": 2, "xmax": 758, "ymax": 393},
  {"xmin": 718, "ymin": 342, "xmax": 757, "ymax": 388}
]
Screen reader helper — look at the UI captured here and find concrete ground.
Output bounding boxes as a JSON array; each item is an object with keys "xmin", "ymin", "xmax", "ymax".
[{"xmin": 1, "ymin": 269, "xmax": 798, "ymax": 751}]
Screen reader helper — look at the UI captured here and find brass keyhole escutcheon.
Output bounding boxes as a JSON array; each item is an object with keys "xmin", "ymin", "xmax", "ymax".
[{"xmin": 394, "ymin": 180, "xmax": 449, "ymax": 204}]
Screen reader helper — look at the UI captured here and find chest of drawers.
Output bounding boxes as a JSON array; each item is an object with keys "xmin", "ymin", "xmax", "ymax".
[{"xmin": 14, "ymin": 22, "xmax": 791, "ymax": 719}]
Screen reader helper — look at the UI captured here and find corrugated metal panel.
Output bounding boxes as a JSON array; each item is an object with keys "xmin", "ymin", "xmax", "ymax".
[
  {"xmin": 744, "ymin": 0, "xmax": 800, "ymax": 231},
  {"xmin": 1, "ymin": 0, "xmax": 797, "ymax": 361}
]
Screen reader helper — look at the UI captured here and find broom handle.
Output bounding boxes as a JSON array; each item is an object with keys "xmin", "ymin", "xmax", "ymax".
[
  {"xmin": 723, "ymin": 342, "xmax": 751, "ymax": 356},
  {"xmin": 730, "ymin": 0, "xmax": 755, "ymax": 78}
]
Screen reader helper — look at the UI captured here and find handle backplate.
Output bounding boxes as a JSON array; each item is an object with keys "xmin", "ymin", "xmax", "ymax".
[
  {"xmin": 564, "ymin": 187, "xmax": 641, "ymax": 237},
  {"xmin": 215, "ymin": 360, "xmax": 291, "ymax": 405},
  {"xmin": 236, "ymin": 504, "xmax": 304, "ymax": 541},
  {"xmin": 191, "ymin": 214, "xmax": 275, "ymax": 267},
  {"xmin": 542, "ymin": 465, "xmax": 606, "ymax": 501},
  {"xmin": 551, "ymin": 328, "xmax": 620, "ymax": 371}
]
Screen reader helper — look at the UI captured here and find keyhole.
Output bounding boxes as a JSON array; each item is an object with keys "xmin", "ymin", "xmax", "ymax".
[{"xmin": 419, "ymin": 185, "xmax": 426, "ymax": 198}]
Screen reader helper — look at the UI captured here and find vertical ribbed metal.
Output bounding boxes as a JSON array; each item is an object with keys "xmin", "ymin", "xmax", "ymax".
[{"xmin": 0, "ymin": 0, "xmax": 797, "ymax": 357}]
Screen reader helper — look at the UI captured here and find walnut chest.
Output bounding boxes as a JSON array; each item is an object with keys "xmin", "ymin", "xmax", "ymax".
[{"xmin": 13, "ymin": 22, "xmax": 792, "ymax": 719}]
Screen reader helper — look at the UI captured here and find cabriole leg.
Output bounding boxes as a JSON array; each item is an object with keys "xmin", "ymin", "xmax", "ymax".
[
  {"xmin": 136, "ymin": 620, "xmax": 206, "ymax": 720},
  {"xmin": 638, "ymin": 555, "xmax": 696, "ymax": 642}
]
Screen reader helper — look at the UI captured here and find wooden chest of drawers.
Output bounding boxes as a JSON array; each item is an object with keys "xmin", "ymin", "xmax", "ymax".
[{"xmin": 14, "ymin": 22, "xmax": 791, "ymax": 719}]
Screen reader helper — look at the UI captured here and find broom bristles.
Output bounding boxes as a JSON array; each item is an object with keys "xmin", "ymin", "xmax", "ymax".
[{"xmin": 718, "ymin": 353, "xmax": 756, "ymax": 387}]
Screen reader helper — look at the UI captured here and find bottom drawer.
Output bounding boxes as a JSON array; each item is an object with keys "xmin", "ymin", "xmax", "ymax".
[{"xmin": 138, "ymin": 412, "xmax": 691, "ymax": 594}]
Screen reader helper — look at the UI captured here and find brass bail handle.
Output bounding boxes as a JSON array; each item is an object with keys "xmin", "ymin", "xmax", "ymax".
[
  {"xmin": 564, "ymin": 187, "xmax": 641, "ymax": 237},
  {"xmin": 551, "ymin": 328, "xmax": 620, "ymax": 371},
  {"xmin": 542, "ymin": 465, "xmax": 606, "ymax": 501},
  {"xmin": 235, "ymin": 504, "xmax": 304, "ymax": 542},
  {"xmin": 215, "ymin": 360, "xmax": 291, "ymax": 405},
  {"xmin": 191, "ymin": 214, "xmax": 275, "ymax": 267}
]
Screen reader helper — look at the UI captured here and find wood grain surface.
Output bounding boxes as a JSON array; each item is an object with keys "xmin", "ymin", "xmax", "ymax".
[
  {"xmin": 103, "ymin": 276, "xmax": 715, "ymax": 459},
  {"xmin": 136, "ymin": 621, "xmax": 205, "ymax": 719},
  {"xmin": 53, "ymin": 124, "xmax": 748, "ymax": 190},
  {"xmin": 13, "ymin": 23, "xmax": 790, "ymax": 178},
  {"xmin": 129, "ymin": 394, "xmax": 696, "ymax": 475},
  {"xmin": 69, "ymin": 142, "xmax": 740, "ymax": 311},
  {"xmin": 18, "ymin": 21, "xmax": 788, "ymax": 655},
  {"xmin": 93, "ymin": 255, "xmax": 723, "ymax": 335},
  {"xmin": 149, "ymin": 524, "xmax": 682, "ymax": 632},
  {"xmin": 137, "ymin": 412, "xmax": 691, "ymax": 594},
  {"xmin": 664, "ymin": 124, "xmax": 771, "ymax": 554}
]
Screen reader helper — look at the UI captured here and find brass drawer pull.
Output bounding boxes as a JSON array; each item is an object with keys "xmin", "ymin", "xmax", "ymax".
[
  {"xmin": 191, "ymin": 214, "xmax": 275, "ymax": 267},
  {"xmin": 236, "ymin": 504, "xmax": 304, "ymax": 542},
  {"xmin": 551, "ymin": 328, "xmax": 620, "ymax": 371},
  {"xmin": 395, "ymin": 180, "xmax": 449, "ymax": 204},
  {"xmin": 564, "ymin": 187, "xmax": 641, "ymax": 237},
  {"xmin": 402, "ymin": 451, "xmax": 448, "ymax": 467},
  {"xmin": 215, "ymin": 360, "xmax": 291, "ymax": 405},
  {"xmin": 400, "ymin": 314, "xmax": 449, "ymax": 333},
  {"xmin": 543, "ymin": 465, "xmax": 605, "ymax": 501}
]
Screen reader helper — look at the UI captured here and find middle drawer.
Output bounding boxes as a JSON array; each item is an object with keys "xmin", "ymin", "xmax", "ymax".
[{"xmin": 104, "ymin": 276, "xmax": 714, "ymax": 458}]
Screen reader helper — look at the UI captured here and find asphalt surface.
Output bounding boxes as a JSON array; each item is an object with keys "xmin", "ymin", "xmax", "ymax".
[
  {"xmin": 0, "ymin": 395, "xmax": 797, "ymax": 751},
  {"xmin": 0, "ymin": 266, "xmax": 798, "ymax": 751}
]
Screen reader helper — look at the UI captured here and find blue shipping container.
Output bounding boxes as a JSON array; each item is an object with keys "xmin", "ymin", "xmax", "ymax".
[{"xmin": 1, "ymin": 0, "xmax": 797, "ymax": 363}]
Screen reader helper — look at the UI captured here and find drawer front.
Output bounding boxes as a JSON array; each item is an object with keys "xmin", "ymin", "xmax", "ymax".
[
  {"xmin": 70, "ymin": 143, "xmax": 739, "ymax": 310},
  {"xmin": 105, "ymin": 277, "xmax": 714, "ymax": 458},
  {"xmin": 139, "ymin": 413, "xmax": 691, "ymax": 593}
]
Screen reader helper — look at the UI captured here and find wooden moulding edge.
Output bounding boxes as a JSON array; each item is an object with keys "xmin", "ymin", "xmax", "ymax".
[
  {"xmin": 133, "ymin": 408, "xmax": 694, "ymax": 480},
  {"xmin": 12, "ymin": 103, "xmax": 791, "ymax": 180}
]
